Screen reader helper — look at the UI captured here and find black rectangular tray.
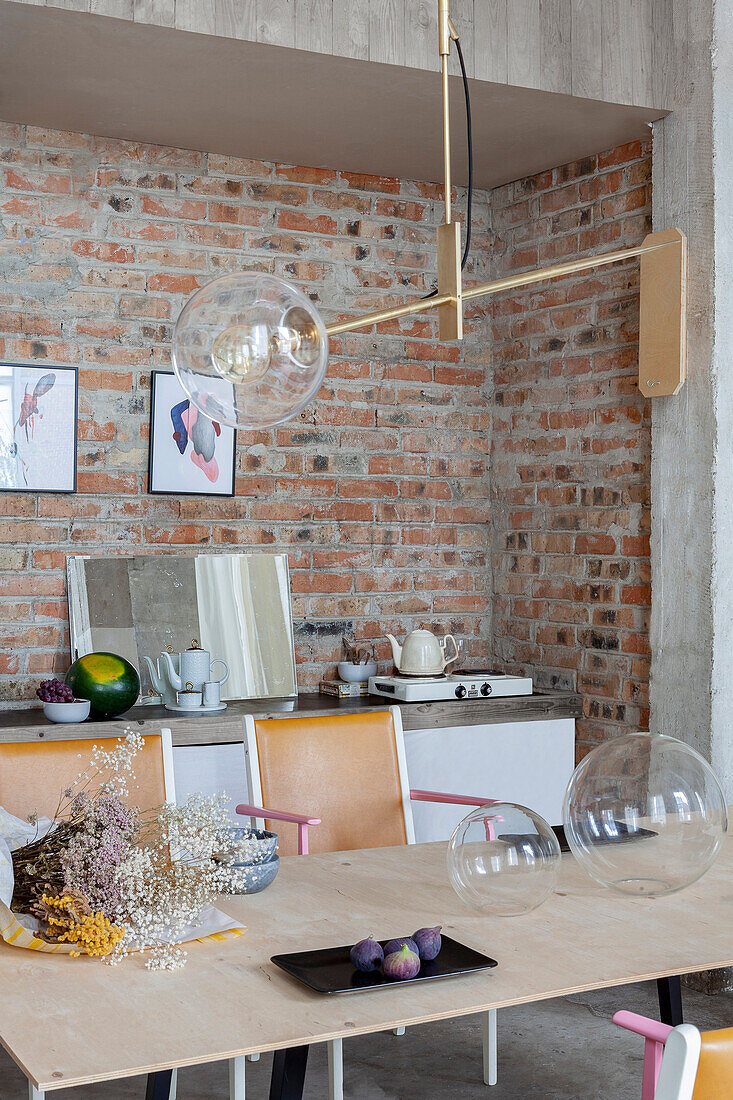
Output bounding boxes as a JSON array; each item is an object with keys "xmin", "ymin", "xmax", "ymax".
[
  {"xmin": 271, "ymin": 935, "xmax": 498, "ymax": 995},
  {"xmin": 550, "ymin": 822, "xmax": 656, "ymax": 853}
]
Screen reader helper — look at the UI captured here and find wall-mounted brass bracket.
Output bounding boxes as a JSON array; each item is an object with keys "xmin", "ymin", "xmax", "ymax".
[{"xmin": 639, "ymin": 228, "xmax": 687, "ymax": 397}]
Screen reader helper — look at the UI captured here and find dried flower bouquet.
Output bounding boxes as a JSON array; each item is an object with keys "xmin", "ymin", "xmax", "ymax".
[{"xmin": 4, "ymin": 731, "xmax": 245, "ymax": 970}]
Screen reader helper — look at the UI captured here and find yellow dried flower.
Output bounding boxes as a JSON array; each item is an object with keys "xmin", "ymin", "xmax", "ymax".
[{"xmin": 36, "ymin": 894, "xmax": 124, "ymax": 957}]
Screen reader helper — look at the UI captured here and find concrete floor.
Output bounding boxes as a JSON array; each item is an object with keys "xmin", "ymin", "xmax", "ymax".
[{"xmin": 2, "ymin": 981, "xmax": 732, "ymax": 1099}]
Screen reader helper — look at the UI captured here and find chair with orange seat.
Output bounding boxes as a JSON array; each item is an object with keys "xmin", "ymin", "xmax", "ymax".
[
  {"xmin": 0, "ymin": 729, "xmax": 176, "ymax": 1100},
  {"xmin": 614, "ymin": 1011, "xmax": 733, "ymax": 1100},
  {"xmin": 233, "ymin": 705, "xmax": 500, "ymax": 1100}
]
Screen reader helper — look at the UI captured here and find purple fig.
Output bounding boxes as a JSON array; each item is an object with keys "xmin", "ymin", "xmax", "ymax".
[
  {"xmin": 383, "ymin": 944, "xmax": 421, "ymax": 981},
  {"xmin": 383, "ymin": 937, "xmax": 418, "ymax": 957},
  {"xmin": 412, "ymin": 926, "xmax": 442, "ymax": 961},
  {"xmin": 350, "ymin": 937, "xmax": 384, "ymax": 973}
]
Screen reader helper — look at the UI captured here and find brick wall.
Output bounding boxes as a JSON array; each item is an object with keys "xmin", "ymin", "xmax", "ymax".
[
  {"xmin": 489, "ymin": 139, "xmax": 652, "ymax": 758},
  {"xmin": 0, "ymin": 123, "xmax": 492, "ymax": 703},
  {"xmin": 0, "ymin": 122, "xmax": 651, "ymax": 741}
]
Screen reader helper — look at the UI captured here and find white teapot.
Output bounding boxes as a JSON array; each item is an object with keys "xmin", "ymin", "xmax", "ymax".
[
  {"xmin": 386, "ymin": 629, "xmax": 459, "ymax": 676},
  {"xmin": 160, "ymin": 639, "xmax": 229, "ymax": 694}
]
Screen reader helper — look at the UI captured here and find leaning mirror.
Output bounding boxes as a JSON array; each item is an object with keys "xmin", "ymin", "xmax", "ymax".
[{"xmin": 67, "ymin": 553, "xmax": 297, "ymax": 701}]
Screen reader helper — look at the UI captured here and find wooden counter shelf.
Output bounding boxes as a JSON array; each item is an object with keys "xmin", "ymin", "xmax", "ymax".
[{"xmin": 0, "ymin": 690, "xmax": 581, "ymax": 746}]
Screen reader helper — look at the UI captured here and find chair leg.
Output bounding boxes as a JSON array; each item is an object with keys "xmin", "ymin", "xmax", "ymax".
[
  {"xmin": 28, "ymin": 1084, "xmax": 44, "ymax": 1100},
  {"xmin": 229, "ymin": 1055, "xmax": 246, "ymax": 1100},
  {"xmin": 482, "ymin": 1009, "xmax": 497, "ymax": 1086},
  {"xmin": 169, "ymin": 1067, "xmax": 178, "ymax": 1100},
  {"xmin": 247, "ymin": 1052, "xmax": 261, "ymax": 1061},
  {"xmin": 327, "ymin": 1038, "xmax": 344, "ymax": 1100},
  {"xmin": 392, "ymin": 1026, "xmax": 405, "ymax": 1036}
]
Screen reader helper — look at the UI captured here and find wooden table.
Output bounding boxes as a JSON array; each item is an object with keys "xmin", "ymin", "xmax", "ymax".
[{"xmin": 2, "ymin": 840, "xmax": 731, "ymax": 1096}]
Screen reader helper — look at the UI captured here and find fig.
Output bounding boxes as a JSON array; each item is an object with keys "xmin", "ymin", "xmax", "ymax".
[
  {"xmin": 383, "ymin": 936, "xmax": 418, "ymax": 957},
  {"xmin": 350, "ymin": 937, "xmax": 384, "ymax": 972},
  {"xmin": 412, "ymin": 926, "xmax": 442, "ymax": 961},
  {"xmin": 383, "ymin": 943, "xmax": 421, "ymax": 981}
]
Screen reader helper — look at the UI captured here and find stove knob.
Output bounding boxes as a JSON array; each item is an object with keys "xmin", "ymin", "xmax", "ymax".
[
  {"xmin": 480, "ymin": 682, "xmax": 492, "ymax": 697},
  {"xmin": 455, "ymin": 684, "xmax": 467, "ymax": 699}
]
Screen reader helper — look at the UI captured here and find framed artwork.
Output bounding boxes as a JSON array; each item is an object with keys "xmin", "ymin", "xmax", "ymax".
[
  {"xmin": 148, "ymin": 371, "xmax": 237, "ymax": 497},
  {"xmin": 0, "ymin": 363, "xmax": 77, "ymax": 492}
]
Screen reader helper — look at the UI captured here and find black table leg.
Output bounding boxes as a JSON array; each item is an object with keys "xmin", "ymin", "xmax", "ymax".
[
  {"xmin": 269, "ymin": 1045, "xmax": 310, "ymax": 1100},
  {"xmin": 145, "ymin": 1070, "xmax": 173, "ymax": 1100},
  {"xmin": 657, "ymin": 975, "xmax": 683, "ymax": 1025}
]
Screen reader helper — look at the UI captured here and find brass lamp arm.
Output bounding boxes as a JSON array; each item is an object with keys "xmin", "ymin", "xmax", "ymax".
[{"xmin": 324, "ymin": 228, "xmax": 687, "ymax": 399}]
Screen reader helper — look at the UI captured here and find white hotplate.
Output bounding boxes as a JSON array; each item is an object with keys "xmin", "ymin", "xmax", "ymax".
[{"xmin": 368, "ymin": 671, "xmax": 533, "ymax": 703}]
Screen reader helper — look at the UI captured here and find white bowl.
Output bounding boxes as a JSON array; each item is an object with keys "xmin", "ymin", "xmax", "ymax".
[
  {"xmin": 42, "ymin": 699, "xmax": 91, "ymax": 723},
  {"xmin": 338, "ymin": 660, "xmax": 378, "ymax": 684}
]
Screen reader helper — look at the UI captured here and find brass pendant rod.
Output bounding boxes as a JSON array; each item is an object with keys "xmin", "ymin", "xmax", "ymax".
[
  {"xmin": 323, "ymin": 237, "xmax": 675, "ymax": 338},
  {"xmin": 461, "ymin": 237, "xmax": 675, "ymax": 301},
  {"xmin": 324, "ymin": 293, "xmax": 454, "ymax": 337}
]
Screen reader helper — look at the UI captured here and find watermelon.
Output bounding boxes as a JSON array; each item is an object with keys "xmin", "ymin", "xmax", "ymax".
[{"xmin": 65, "ymin": 652, "xmax": 140, "ymax": 719}]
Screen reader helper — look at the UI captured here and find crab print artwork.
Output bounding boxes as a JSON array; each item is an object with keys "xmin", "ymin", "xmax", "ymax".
[
  {"xmin": 148, "ymin": 371, "xmax": 236, "ymax": 497},
  {"xmin": 0, "ymin": 364, "xmax": 78, "ymax": 492}
]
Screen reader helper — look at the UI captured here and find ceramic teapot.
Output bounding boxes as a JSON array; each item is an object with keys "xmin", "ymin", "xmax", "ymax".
[
  {"xmin": 160, "ymin": 640, "xmax": 230, "ymax": 694},
  {"xmin": 385, "ymin": 629, "xmax": 459, "ymax": 676},
  {"xmin": 142, "ymin": 647, "xmax": 179, "ymax": 707}
]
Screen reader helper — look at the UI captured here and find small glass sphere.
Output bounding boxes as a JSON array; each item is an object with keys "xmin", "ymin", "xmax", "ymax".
[
  {"xmin": 447, "ymin": 802, "xmax": 561, "ymax": 916},
  {"xmin": 563, "ymin": 733, "xmax": 727, "ymax": 897},
  {"xmin": 172, "ymin": 273, "xmax": 328, "ymax": 429}
]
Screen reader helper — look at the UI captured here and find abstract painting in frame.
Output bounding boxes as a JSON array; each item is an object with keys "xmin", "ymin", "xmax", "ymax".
[
  {"xmin": 148, "ymin": 370, "xmax": 236, "ymax": 497},
  {"xmin": 0, "ymin": 363, "xmax": 78, "ymax": 493}
]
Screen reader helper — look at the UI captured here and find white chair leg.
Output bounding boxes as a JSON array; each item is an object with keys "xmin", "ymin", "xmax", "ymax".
[
  {"xmin": 246, "ymin": 1052, "xmax": 260, "ymax": 1061},
  {"xmin": 228, "ymin": 1055, "xmax": 246, "ymax": 1100},
  {"xmin": 482, "ymin": 1009, "xmax": 497, "ymax": 1086},
  {"xmin": 28, "ymin": 1084, "xmax": 44, "ymax": 1100},
  {"xmin": 327, "ymin": 1037, "xmax": 344, "ymax": 1100},
  {"xmin": 392, "ymin": 1026, "xmax": 406, "ymax": 1036},
  {"xmin": 168, "ymin": 1067, "xmax": 178, "ymax": 1100}
]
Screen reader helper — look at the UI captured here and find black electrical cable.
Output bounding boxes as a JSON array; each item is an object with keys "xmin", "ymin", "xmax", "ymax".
[
  {"xmin": 422, "ymin": 32, "xmax": 474, "ymax": 299},
  {"xmin": 455, "ymin": 36, "xmax": 473, "ymax": 272}
]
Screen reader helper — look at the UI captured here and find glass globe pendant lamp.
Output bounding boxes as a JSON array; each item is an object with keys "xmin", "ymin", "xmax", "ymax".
[{"xmin": 172, "ymin": 272, "xmax": 329, "ymax": 430}]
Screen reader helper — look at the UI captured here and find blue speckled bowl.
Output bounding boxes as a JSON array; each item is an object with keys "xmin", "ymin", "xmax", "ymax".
[{"xmin": 229, "ymin": 853, "xmax": 280, "ymax": 894}]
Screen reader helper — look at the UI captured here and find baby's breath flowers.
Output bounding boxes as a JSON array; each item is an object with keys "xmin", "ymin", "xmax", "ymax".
[{"xmin": 8, "ymin": 733, "xmax": 246, "ymax": 971}]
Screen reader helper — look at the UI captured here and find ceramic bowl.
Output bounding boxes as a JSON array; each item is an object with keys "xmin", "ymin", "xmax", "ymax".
[
  {"xmin": 338, "ymin": 660, "xmax": 378, "ymax": 683},
  {"xmin": 42, "ymin": 699, "xmax": 91, "ymax": 723},
  {"xmin": 217, "ymin": 827, "xmax": 278, "ymax": 864},
  {"xmin": 229, "ymin": 853, "xmax": 280, "ymax": 894}
]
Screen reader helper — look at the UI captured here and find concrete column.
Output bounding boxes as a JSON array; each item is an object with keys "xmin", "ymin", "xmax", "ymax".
[{"xmin": 650, "ymin": 0, "xmax": 733, "ymax": 795}]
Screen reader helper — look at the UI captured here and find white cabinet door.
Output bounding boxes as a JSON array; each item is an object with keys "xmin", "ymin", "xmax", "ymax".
[{"xmin": 404, "ymin": 719, "xmax": 575, "ymax": 842}]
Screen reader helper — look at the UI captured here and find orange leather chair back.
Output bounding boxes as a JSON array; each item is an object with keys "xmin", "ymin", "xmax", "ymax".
[
  {"xmin": 252, "ymin": 711, "xmax": 409, "ymax": 857},
  {"xmin": 0, "ymin": 736, "xmax": 167, "ymax": 820},
  {"xmin": 693, "ymin": 1029, "xmax": 733, "ymax": 1099}
]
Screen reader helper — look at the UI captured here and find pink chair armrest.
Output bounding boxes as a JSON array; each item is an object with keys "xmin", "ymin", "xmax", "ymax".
[
  {"xmin": 613, "ymin": 1011, "xmax": 674, "ymax": 1045},
  {"xmin": 614, "ymin": 1011, "xmax": 674, "ymax": 1100},
  {"xmin": 235, "ymin": 803, "xmax": 321, "ymax": 856},
  {"xmin": 410, "ymin": 788, "xmax": 498, "ymax": 807}
]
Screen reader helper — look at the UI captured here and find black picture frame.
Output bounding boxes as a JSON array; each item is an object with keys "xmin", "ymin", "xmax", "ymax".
[
  {"xmin": 148, "ymin": 370, "xmax": 237, "ymax": 497},
  {"xmin": 0, "ymin": 362, "xmax": 78, "ymax": 493}
]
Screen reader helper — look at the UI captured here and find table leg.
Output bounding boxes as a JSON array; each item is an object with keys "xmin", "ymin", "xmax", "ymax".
[
  {"xmin": 145, "ymin": 1070, "xmax": 174, "ymax": 1100},
  {"xmin": 269, "ymin": 1045, "xmax": 309, "ymax": 1100},
  {"xmin": 657, "ymin": 976, "xmax": 683, "ymax": 1025}
]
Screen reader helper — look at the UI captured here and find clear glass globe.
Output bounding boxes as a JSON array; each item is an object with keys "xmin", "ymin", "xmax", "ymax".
[
  {"xmin": 172, "ymin": 273, "xmax": 329, "ymax": 429},
  {"xmin": 563, "ymin": 733, "xmax": 727, "ymax": 897},
  {"xmin": 447, "ymin": 802, "xmax": 561, "ymax": 916}
]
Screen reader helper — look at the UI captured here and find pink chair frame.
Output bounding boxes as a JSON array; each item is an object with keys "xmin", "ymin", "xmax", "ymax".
[
  {"xmin": 613, "ymin": 1010, "xmax": 674, "ymax": 1100},
  {"xmin": 235, "ymin": 790, "xmax": 498, "ymax": 855}
]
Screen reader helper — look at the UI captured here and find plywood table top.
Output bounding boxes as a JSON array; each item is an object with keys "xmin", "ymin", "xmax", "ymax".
[{"xmin": 2, "ymin": 840, "xmax": 733, "ymax": 1091}]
